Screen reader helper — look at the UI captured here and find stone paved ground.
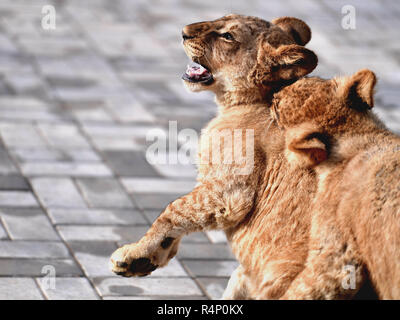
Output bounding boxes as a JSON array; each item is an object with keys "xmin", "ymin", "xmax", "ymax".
[{"xmin": 0, "ymin": 0, "xmax": 399, "ymax": 300}]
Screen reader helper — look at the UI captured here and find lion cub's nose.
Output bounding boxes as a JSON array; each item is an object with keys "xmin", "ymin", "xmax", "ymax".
[{"xmin": 182, "ymin": 31, "xmax": 194, "ymax": 41}]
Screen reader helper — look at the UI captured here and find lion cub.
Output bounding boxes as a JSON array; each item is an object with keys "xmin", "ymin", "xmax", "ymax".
[
  {"xmin": 272, "ymin": 69, "xmax": 400, "ymax": 299},
  {"xmin": 110, "ymin": 14, "xmax": 321, "ymax": 299}
]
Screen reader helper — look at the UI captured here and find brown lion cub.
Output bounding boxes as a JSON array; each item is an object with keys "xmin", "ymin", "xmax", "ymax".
[
  {"xmin": 271, "ymin": 69, "xmax": 400, "ymax": 299},
  {"xmin": 110, "ymin": 14, "xmax": 319, "ymax": 299}
]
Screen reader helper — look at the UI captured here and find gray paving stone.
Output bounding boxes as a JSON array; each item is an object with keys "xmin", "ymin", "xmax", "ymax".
[
  {"xmin": 94, "ymin": 277, "xmax": 202, "ymax": 297},
  {"xmin": 4, "ymin": 72, "xmax": 47, "ymax": 98},
  {"xmin": 37, "ymin": 54, "xmax": 115, "ymax": 80},
  {"xmin": 133, "ymin": 192, "xmax": 185, "ymax": 210},
  {"xmin": 182, "ymin": 260, "xmax": 239, "ymax": 277},
  {"xmin": 197, "ymin": 277, "xmax": 230, "ymax": 300},
  {"xmin": 30, "ymin": 178, "xmax": 86, "ymax": 208},
  {"xmin": 177, "ymin": 243, "xmax": 235, "ymax": 260},
  {"xmin": 0, "ymin": 278, "xmax": 43, "ymax": 300},
  {"xmin": 19, "ymin": 37, "xmax": 89, "ymax": 57},
  {"xmin": 48, "ymin": 208, "xmax": 147, "ymax": 225},
  {"xmin": 38, "ymin": 277, "xmax": 99, "ymax": 300},
  {"xmin": 21, "ymin": 161, "xmax": 112, "ymax": 177},
  {"xmin": 0, "ymin": 208, "xmax": 59, "ymax": 240},
  {"xmin": 57, "ymin": 225, "xmax": 148, "ymax": 242},
  {"xmin": 67, "ymin": 241, "xmax": 118, "ymax": 278},
  {"xmin": 105, "ymin": 99, "xmax": 155, "ymax": 124},
  {"xmin": 0, "ymin": 123, "xmax": 48, "ymax": 148},
  {"xmin": 10, "ymin": 148, "xmax": 101, "ymax": 162},
  {"xmin": 82, "ymin": 124, "xmax": 165, "ymax": 139},
  {"xmin": 102, "ymin": 151, "xmax": 160, "ymax": 177},
  {"xmin": 0, "ymin": 258, "xmax": 82, "ymax": 277},
  {"xmin": 205, "ymin": 230, "xmax": 228, "ymax": 244},
  {"xmin": 91, "ymin": 137, "xmax": 143, "ymax": 151},
  {"xmin": 37, "ymin": 123, "xmax": 91, "ymax": 149},
  {"xmin": 120, "ymin": 177, "xmax": 196, "ymax": 194},
  {"xmin": 10, "ymin": 148, "xmax": 67, "ymax": 162},
  {"xmin": 0, "ymin": 241, "xmax": 69, "ymax": 259},
  {"xmin": 0, "ymin": 191, "xmax": 38, "ymax": 207},
  {"xmin": 0, "ymin": 109, "xmax": 65, "ymax": 122},
  {"xmin": 76, "ymin": 178, "xmax": 134, "ymax": 208},
  {"xmin": 0, "ymin": 175, "xmax": 29, "ymax": 190},
  {"xmin": 0, "ymin": 146, "xmax": 18, "ymax": 174},
  {"xmin": 148, "ymin": 258, "xmax": 189, "ymax": 278},
  {"xmin": 72, "ymin": 108, "xmax": 114, "ymax": 123},
  {"xmin": 0, "ymin": 97, "xmax": 50, "ymax": 110},
  {"xmin": 150, "ymin": 160, "xmax": 198, "ymax": 179}
]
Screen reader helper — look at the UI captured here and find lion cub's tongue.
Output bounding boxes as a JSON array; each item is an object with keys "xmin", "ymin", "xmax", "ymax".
[{"xmin": 186, "ymin": 62, "xmax": 210, "ymax": 80}]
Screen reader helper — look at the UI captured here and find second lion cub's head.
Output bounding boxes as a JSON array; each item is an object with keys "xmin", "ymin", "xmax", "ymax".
[
  {"xmin": 271, "ymin": 69, "xmax": 380, "ymax": 168},
  {"xmin": 181, "ymin": 14, "xmax": 317, "ymax": 101}
]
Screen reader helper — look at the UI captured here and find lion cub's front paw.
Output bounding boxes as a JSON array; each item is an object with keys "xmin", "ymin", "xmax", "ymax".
[
  {"xmin": 109, "ymin": 237, "xmax": 179, "ymax": 278},
  {"xmin": 109, "ymin": 244, "xmax": 158, "ymax": 277}
]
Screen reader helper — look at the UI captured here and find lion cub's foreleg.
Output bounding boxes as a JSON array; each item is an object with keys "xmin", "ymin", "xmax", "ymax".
[
  {"xmin": 222, "ymin": 266, "xmax": 251, "ymax": 299},
  {"xmin": 110, "ymin": 180, "xmax": 255, "ymax": 277}
]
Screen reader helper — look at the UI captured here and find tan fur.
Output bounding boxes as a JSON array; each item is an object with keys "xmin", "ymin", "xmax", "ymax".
[
  {"xmin": 109, "ymin": 14, "xmax": 320, "ymax": 299},
  {"xmin": 271, "ymin": 69, "xmax": 400, "ymax": 299}
]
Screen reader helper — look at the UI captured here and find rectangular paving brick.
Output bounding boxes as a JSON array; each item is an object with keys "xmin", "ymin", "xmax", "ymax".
[
  {"xmin": 149, "ymin": 258, "xmax": 188, "ymax": 278},
  {"xmin": 30, "ymin": 177, "xmax": 86, "ymax": 208},
  {"xmin": 68, "ymin": 241, "xmax": 118, "ymax": 278},
  {"xmin": 197, "ymin": 277, "xmax": 230, "ymax": 300},
  {"xmin": 0, "ymin": 123, "xmax": 48, "ymax": 148},
  {"xmin": 132, "ymin": 192, "xmax": 184, "ymax": 210},
  {"xmin": 0, "ymin": 174, "xmax": 30, "ymax": 190},
  {"xmin": 82, "ymin": 124, "xmax": 165, "ymax": 139},
  {"xmin": 21, "ymin": 162, "xmax": 112, "ymax": 177},
  {"xmin": 0, "ymin": 97, "xmax": 49, "ymax": 110},
  {"xmin": 0, "ymin": 146, "xmax": 18, "ymax": 174},
  {"xmin": 120, "ymin": 177, "xmax": 195, "ymax": 194},
  {"xmin": 0, "ymin": 258, "xmax": 82, "ymax": 277},
  {"xmin": 57, "ymin": 225, "xmax": 148, "ymax": 242},
  {"xmin": 106, "ymin": 99, "xmax": 156, "ymax": 124},
  {"xmin": 37, "ymin": 123, "xmax": 91, "ymax": 148},
  {"xmin": 0, "ymin": 278, "xmax": 43, "ymax": 300},
  {"xmin": 0, "ymin": 208, "xmax": 59, "ymax": 240},
  {"xmin": 181, "ymin": 260, "xmax": 239, "ymax": 277},
  {"xmin": 0, "ymin": 191, "xmax": 38, "ymax": 207},
  {"xmin": 76, "ymin": 178, "xmax": 134, "ymax": 208},
  {"xmin": 177, "ymin": 243, "xmax": 235, "ymax": 260},
  {"xmin": 0, "ymin": 241, "xmax": 69, "ymax": 259},
  {"xmin": 205, "ymin": 230, "xmax": 228, "ymax": 244},
  {"xmin": 10, "ymin": 148, "xmax": 101, "ymax": 162},
  {"xmin": 102, "ymin": 151, "xmax": 160, "ymax": 177},
  {"xmin": 91, "ymin": 137, "xmax": 143, "ymax": 151},
  {"xmin": 48, "ymin": 208, "xmax": 147, "ymax": 225},
  {"xmin": 93, "ymin": 277, "xmax": 202, "ymax": 297},
  {"xmin": 38, "ymin": 277, "xmax": 99, "ymax": 300},
  {"xmin": 151, "ymin": 161, "xmax": 198, "ymax": 179}
]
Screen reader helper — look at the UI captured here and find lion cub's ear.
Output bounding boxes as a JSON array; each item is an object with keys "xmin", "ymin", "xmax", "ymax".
[
  {"xmin": 272, "ymin": 17, "xmax": 311, "ymax": 46},
  {"xmin": 252, "ymin": 41, "xmax": 318, "ymax": 85},
  {"xmin": 285, "ymin": 123, "xmax": 329, "ymax": 167},
  {"xmin": 337, "ymin": 69, "xmax": 377, "ymax": 111}
]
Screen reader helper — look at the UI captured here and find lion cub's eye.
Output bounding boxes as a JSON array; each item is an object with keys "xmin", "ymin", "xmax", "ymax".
[{"xmin": 220, "ymin": 32, "xmax": 234, "ymax": 41}]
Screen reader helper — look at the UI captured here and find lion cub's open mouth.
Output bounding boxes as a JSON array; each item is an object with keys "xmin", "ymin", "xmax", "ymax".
[{"xmin": 182, "ymin": 61, "xmax": 214, "ymax": 85}]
